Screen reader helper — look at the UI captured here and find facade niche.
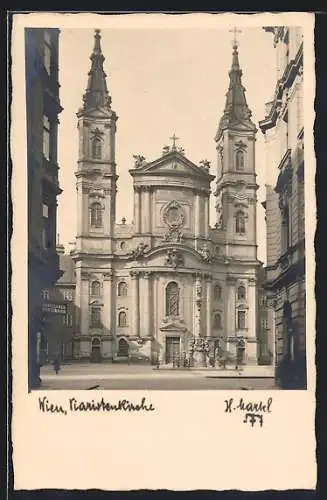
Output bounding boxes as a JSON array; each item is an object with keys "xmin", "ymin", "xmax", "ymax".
[{"xmin": 118, "ymin": 282, "xmax": 128, "ymax": 296}]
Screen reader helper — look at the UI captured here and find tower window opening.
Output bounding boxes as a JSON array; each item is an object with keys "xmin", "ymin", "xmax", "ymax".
[{"xmin": 236, "ymin": 150, "xmax": 245, "ymax": 171}]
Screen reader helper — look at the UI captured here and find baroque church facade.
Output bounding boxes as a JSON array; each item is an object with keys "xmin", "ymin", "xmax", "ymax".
[{"xmin": 71, "ymin": 30, "xmax": 262, "ymax": 366}]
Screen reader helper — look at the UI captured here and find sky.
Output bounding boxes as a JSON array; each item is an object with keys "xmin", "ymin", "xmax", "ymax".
[{"xmin": 57, "ymin": 26, "xmax": 277, "ymax": 263}]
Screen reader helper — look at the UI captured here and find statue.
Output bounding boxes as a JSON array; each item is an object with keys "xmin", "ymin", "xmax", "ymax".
[
  {"xmin": 133, "ymin": 154, "xmax": 147, "ymax": 168},
  {"xmin": 165, "ymin": 249, "xmax": 184, "ymax": 268},
  {"xmin": 129, "ymin": 242, "xmax": 149, "ymax": 260},
  {"xmin": 200, "ymin": 244, "xmax": 212, "ymax": 263},
  {"xmin": 162, "ymin": 145, "xmax": 170, "ymax": 155},
  {"xmin": 199, "ymin": 159, "xmax": 211, "ymax": 171},
  {"xmin": 178, "ymin": 146, "xmax": 185, "ymax": 155}
]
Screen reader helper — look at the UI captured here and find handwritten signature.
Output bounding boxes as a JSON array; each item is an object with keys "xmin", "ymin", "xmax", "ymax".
[{"xmin": 224, "ymin": 397, "xmax": 272, "ymax": 427}]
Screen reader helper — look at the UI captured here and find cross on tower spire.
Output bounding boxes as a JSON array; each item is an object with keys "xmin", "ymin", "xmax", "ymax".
[
  {"xmin": 229, "ymin": 27, "xmax": 242, "ymax": 48},
  {"xmin": 169, "ymin": 133, "xmax": 179, "ymax": 151}
]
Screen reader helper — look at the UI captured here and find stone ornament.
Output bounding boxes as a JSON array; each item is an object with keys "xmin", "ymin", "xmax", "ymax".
[
  {"xmin": 163, "ymin": 200, "xmax": 185, "ymax": 229},
  {"xmin": 128, "ymin": 242, "xmax": 149, "ymax": 260},
  {"xmin": 165, "ymin": 249, "xmax": 184, "ymax": 268},
  {"xmin": 199, "ymin": 243, "xmax": 212, "ymax": 263}
]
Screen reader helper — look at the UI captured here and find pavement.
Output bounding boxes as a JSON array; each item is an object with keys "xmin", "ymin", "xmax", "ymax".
[{"xmin": 39, "ymin": 363, "xmax": 278, "ymax": 390}]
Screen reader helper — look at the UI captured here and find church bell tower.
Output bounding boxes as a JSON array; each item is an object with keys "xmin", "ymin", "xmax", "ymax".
[
  {"xmin": 214, "ymin": 34, "xmax": 258, "ymax": 262},
  {"xmin": 75, "ymin": 29, "xmax": 118, "ymax": 255}
]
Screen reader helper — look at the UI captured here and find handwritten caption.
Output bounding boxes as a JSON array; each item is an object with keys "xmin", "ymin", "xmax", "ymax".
[
  {"xmin": 224, "ymin": 396, "xmax": 272, "ymax": 427},
  {"xmin": 38, "ymin": 396, "xmax": 155, "ymax": 415}
]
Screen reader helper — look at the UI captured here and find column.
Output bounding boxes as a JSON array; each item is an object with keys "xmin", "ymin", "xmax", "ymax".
[
  {"xmin": 80, "ymin": 271, "xmax": 90, "ymax": 336},
  {"xmin": 194, "ymin": 273, "xmax": 202, "ymax": 337},
  {"xmin": 142, "ymin": 186, "xmax": 151, "ymax": 233},
  {"xmin": 130, "ymin": 271, "xmax": 139, "ymax": 337},
  {"xmin": 226, "ymin": 276, "xmax": 236, "ymax": 340},
  {"xmin": 204, "ymin": 193, "xmax": 210, "ymax": 238},
  {"xmin": 143, "ymin": 271, "xmax": 152, "ymax": 337},
  {"xmin": 205, "ymin": 275, "xmax": 212, "ymax": 337},
  {"xmin": 194, "ymin": 190, "xmax": 200, "ymax": 239},
  {"xmin": 247, "ymin": 277, "xmax": 258, "ymax": 364},
  {"xmin": 76, "ymin": 182, "xmax": 84, "ymax": 237},
  {"xmin": 103, "ymin": 271, "xmax": 113, "ymax": 335},
  {"xmin": 134, "ymin": 186, "xmax": 141, "ymax": 233}
]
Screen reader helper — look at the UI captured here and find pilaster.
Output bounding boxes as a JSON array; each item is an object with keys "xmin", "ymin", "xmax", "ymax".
[{"xmin": 130, "ymin": 270, "xmax": 140, "ymax": 337}]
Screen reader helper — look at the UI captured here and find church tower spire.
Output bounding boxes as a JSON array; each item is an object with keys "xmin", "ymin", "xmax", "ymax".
[
  {"xmin": 215, "ymin": 38, "xmax": 256, "ymax": 142},
  {"xmin": 81, "ymin": 29, "xmax": 112, "ymax": 111}
]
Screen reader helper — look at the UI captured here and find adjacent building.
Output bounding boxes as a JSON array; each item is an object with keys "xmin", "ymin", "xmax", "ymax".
[
  {"xmin": 41, "ymin": 244, "xmax": 76, "ymax": 362},
  {"xmin": 70, "ymin": 30, "xmax": 262, "ymax": 366},
  {"xmin": 259, "ymin": 26, "xmax": 305, "ymax": 388},
  {"xmin": 25, "ymin": 28, "xmax": 63, "ymax": 388}
]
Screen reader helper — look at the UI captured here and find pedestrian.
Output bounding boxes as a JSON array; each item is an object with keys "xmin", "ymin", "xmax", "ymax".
[{"xmin": 52, "ymin": 358, "xmax": 60, "ymax": 375}]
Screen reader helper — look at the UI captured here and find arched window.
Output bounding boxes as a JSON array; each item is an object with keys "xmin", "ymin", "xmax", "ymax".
[
  {"xmin": 91, "ymin": 281, "xmax": 101, "ymax": 297},
  {"xmin": 236, "ymin": 150, "xmax": 245, "ymax": 171},
  {"xmin": 237, "ymin": 285, "xmax": 246, "ymax": 300},
  {"xmin": 214, "ymin": 313, "xmax": 222, "ymax": 329},
  {"xmin": 214, "ymin": 284, "xmax": 222, "ymax": 301},
  {"xmin": 166, "ymin": 281, "xmax": 179, "ymax": 317},
  {"xmin": 90, "ymin": 202, "xmax": 102, "ymax": 227},
  {"xmin": 90, "ymin": 306, "xmax": 101, "ymax": 328},
  {"xmin": 235, "ymin": 211, "xmax": 246, "ymax": 234},
  {"xmin": 42, "ymin": 289, "xmax": 50, "ymax": 301},
  {"xmin": 118, "ymin": 282, "xmax": 128, "ymax": 296},
  {"xmin": 92, "ymin": 137, "xmax": 102, "ymax": 159},
  {"xmin": 118, "ymin": 311, "xmax": 127, "ymax": 327}
]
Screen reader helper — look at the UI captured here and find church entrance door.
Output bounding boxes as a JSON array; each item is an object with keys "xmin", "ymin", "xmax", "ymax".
[
  {"xmin": 165, "ymin": 336, "xmax": 180, "ymax": 364},
  {"xmin": 117, "ymin": 338, "xmax": 129, "ymax": 358},
  {"xmin": 91, "ymin": 338, "xmax": 101, "ymax": 363}
]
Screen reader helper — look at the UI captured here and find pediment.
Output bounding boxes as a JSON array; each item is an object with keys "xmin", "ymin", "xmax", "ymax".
[
  {"xmin": 160, "ymin": 320, "xmax": 187, "ymax": 332},
  {"xmin": 130, "ymin": 151, "xmax": 214, "ymax": 180}
]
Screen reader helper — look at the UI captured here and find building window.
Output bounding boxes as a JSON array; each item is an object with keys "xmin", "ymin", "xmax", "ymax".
[
  {"xmin": 42, "ymin": 289, "xmax": 50, "ymax": 300},
  {"xmin": 237, "ymin": 285, "xmax": 246, "ymax": 301},
  {"xmin": 237, "ymin": 311, "xmax": 246, "ymax": 330},
  {"xmin": 44, "ymin": 31, "xmax": 52, "ymax": 75},
  {"xmin": 91, "ymin": 281, "xmax": 101, "ymax": 297},
  {"xmin": 261, "ymin": 318, "xmax": 268, "ymax": 329},
  {"xmin": 91, "ymin": 137, "xmax": 102, "ymax": 159},
  {"xmin": 236, "ymin": 150, "xmax": 245, "ymax": 171},
  {"xmin": 90, "ymin": 202, "xmax": 103, "ymax": 227},
  {"xmin": 213, "ymin": 284, "xmax": 222, "ymax": 301},
  {"xmin": 235, "ymin": 211, "xmax": 246, "ymax": 234},
  {"xmin": 42, "ymin": 202, "xmax": 51, "ymax": 249},
  {"xmin": 118, "ymin": 282, "xmax": 128, "ymax": 296},
  {"xmin": 63, "ymin": 290, "xmax": 74, "ymax": 301},
  {"xmin": 63, "ymin": 313, "xmax": 73, "ymax": 327},
  {"xmin": 43, "ymin": 115, "xmax": 51, "ymax": 160},
  {"xmin": 118, "ymin": 311, "xmax": 127, "ymax": 327},
  {"xmin": 214, "ymin": 313, "xmax": 222, "ymax": 329},
  {"xmin": 166, "ymin": 281, "xmax": 179, "ymax": 317},
  {"xmin": 90, "ymin": 306, "xmax": 101, "ymax": 328}
]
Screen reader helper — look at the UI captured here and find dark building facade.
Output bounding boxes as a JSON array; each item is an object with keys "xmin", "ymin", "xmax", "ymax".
[
  {"xmin": 25, "ymin": 28, "xmax": 63, "ymax": 388},
  {"xmin": 41, "ymin": 244, "xmax": 76, "ymax": 363},
  {"xmin": 259, "ymin": 27, "xmax": 305, "ymax": 388}
]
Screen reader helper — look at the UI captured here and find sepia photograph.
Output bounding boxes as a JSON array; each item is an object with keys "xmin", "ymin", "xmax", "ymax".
[
  {"xmin": 11, "ymin": 12, "xmax": 317, "ymax": 492},
  {"xmin": 24, "ymin": 23, "xmax": 307, "ymax": 391}
]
